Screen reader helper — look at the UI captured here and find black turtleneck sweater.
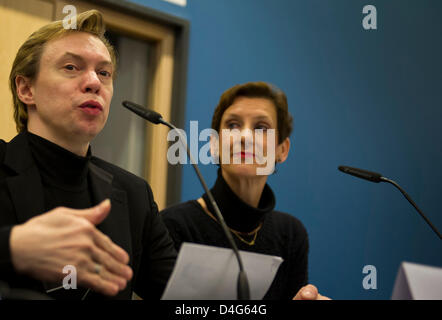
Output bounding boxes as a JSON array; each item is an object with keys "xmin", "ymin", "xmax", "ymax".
[
  {"xmin": 27, "ymin": 132, "xmax": 92, "ymax": 213},
  {"xmin": 26, "ymin": 131, "xmax": 93, "ymax": 299},
  {"xmin": 161, "ymin": 171, "xmax": 309, "ymax": 300}
]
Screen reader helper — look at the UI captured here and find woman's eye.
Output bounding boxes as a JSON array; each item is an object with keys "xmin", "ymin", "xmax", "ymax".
[
  {"xmin": 255, "ymin": 124, "xmax": 269, "ymax": 130},
  {"xmin": 227, "ymin": 122, "xmax": 240, "ymax": 129}
]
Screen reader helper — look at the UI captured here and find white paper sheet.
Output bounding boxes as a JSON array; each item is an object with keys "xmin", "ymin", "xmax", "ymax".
[
  {"xmin": 391, "ymin": 261, "xmax": 442, "ymax": 300},
  {"xmin": 161, "ymin": 242, "xmax": 283, "ymax": 300}
]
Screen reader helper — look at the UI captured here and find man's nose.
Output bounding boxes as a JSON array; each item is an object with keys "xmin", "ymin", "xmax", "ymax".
[{"xmin": 81, "ymin": 70, "xmax": 101, "ymax": 93}]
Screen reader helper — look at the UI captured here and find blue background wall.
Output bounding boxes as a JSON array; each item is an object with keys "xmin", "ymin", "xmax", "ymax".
[{"xmin": 128, "ymin": 0, "xmax": 442, "ymax": 299}]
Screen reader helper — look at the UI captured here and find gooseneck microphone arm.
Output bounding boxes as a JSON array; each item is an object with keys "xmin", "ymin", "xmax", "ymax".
[
  {"xmin": 379, "ymin": 176, "xmax": 441, "ymax": 240},
  {"xmin": 339, "ymin": 166, "xmax": 441, "ymax": 240},
  {"xmin": 122, "ymin": 101, "xmax": 250, "ymax": 299}
]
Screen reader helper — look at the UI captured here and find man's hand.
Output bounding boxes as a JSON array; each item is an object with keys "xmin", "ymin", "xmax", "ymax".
[
  {"xmin": 9, "ymin": 199, "xmax": 133, "ymax": 296},
  {"xmin": 293, "ymin": 284, "xmax": 331, "ymax": 300}
]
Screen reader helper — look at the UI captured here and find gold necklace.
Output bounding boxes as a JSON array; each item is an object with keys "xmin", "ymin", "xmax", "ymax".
[
  {"xmin": 199, "ymin": 199, "xmax": 262, "ymax": 246},
  {"xmin": 229, "ymin": 226, "xmax": 261, "ymax": 246}
]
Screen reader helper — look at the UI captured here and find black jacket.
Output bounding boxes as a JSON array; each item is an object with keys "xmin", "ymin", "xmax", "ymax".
[{"xmin": 0, "ymin": 132, "xmax": 177, "ymax": 299}]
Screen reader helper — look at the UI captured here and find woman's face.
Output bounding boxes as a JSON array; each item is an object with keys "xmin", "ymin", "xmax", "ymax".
[{"xmin": 214, "ymin": 96, "xmax": 289, "ymax": 178}]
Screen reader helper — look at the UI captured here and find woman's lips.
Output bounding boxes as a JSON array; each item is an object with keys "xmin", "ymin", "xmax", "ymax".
[
  {"xmin": 234, "ymin": 151, "xmax": 254, "ymax": 158},
  {"xmin": 241, "ymin": 152, "xmax": 254, "ymax": 158}
]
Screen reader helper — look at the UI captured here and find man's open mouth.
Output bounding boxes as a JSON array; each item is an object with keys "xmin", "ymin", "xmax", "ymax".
[{"xmin": 79, "ymin": 100, "xmax": 103, "ymax": 111}]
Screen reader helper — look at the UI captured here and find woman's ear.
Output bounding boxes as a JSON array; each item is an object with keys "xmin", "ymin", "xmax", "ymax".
[
  {"xmin": 276, "ymin": 137, "xmax": 290, "ymax": 163},
  {"xmin": 210, "ymin": 133, "xmax": 220, "ymax": 164},
  {"xmin": 15, "ymin": 76, "xmax": 35, "ymax": 106}
]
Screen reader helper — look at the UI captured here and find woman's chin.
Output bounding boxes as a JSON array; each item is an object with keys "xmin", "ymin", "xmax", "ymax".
[{"xmin": 221, "ymin": 163, "xmax": 265, "ymax": 178}]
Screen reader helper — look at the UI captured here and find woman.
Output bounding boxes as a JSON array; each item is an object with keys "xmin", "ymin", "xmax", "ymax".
[{"xmin": 161, "ymin": 81, "xmax": 328, "ymax": 300}]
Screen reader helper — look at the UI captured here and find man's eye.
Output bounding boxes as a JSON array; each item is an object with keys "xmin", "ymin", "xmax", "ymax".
[
  {"xmin": 64, "ymin": 64, "xmax": 76, "ymax": 71},
  {"xmin": 99, "ymin": 70, "xmax": 112, "ymax": 77}
]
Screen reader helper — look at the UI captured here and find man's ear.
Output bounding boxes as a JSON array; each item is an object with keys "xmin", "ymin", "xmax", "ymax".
[
  {"xmin": 276, "ymin": 137, "xmax": 290, "ymax": 163},
  {"xmin": 15, "ymin": 75, "xmax": 35, "ymax": 106}
]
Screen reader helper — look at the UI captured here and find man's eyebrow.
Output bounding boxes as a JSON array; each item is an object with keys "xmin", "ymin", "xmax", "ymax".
[{"xmin": 57, "ymin": 52, "xmax": 113, "ymax": 66}]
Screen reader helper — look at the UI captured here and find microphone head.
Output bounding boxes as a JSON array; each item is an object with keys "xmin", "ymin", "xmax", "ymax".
[
  {"xmin": 338, "ymin": 165, "xmax": 383, "ymax": 183},
  {"xmin": 122, "ymin": 100, "xmax": 163, "ymax": 124}
]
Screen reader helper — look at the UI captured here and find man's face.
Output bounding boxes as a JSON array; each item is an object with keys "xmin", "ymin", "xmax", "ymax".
[{"xmin": 26, "ymin": 32, "xmax": 113, "ymax": 145}]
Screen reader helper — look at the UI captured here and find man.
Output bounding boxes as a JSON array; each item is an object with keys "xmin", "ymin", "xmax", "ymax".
[
  {"xmin": 0, "ymin": 9, "xmax": 326, "ymax": 300},
  {"xmin": 0, "ymin": 10, "xmax": 176, "ymax": 300}
]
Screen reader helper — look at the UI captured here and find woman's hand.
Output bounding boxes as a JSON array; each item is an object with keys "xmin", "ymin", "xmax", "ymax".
[{"xmin": 293, "ymin": 284, "xmax": 331, "ymax": 300}]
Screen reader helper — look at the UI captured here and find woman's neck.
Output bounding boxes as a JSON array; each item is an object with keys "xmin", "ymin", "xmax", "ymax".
[
  {"xmin": 221, "ymin": 170, "xmax": 267, "ymax": 208},
  {"xmin": 198, "ymin": 168, "xmax": 275, "ymax": 232}
]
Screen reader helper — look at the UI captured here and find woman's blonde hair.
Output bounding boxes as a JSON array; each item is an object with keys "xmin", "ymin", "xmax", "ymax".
[{"xmin": 9, "ymin": 10, "xmax": 117, "ymax": 132}]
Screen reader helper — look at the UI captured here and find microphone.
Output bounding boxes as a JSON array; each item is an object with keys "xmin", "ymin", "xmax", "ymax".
[
  {"xmin": 122, "ymin": 100, "xmax": 163, "ymax": 124},
  {"xmin": 338, "ymin": 166, "xmax": 382, "ymax": 183},
  {"xmin": 122, "ymin": 100, "xmax": 251, "ymax": 299},
  {"xmin": 339, "ymin": 165, "xmax": 441, "ymax": 240}
]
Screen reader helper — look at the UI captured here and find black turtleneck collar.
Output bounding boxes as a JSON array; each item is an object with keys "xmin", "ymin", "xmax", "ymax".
[
  {"xmin": 26, "ymin": 131, "xmax": 91, "ymax": 191},
  {"xmin": 202, "ymin": 169, "xmax": 276, "ymax": 232}
]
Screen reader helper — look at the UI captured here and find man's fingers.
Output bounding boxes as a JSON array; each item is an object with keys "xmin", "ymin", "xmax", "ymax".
[
  {"xmin": 92, "ymin": 229, "xmax": 131, "ymax": 266},
  {"xmin": 90, "ymin": 245, "xmax": 132, "ymax": 282},
  {"xmin": 98, "ymin": 266, "xmax": 129, "ymax": 291},
  {"xmin": 69, "ymin": 199, "xmax": 111, "ymax": 225},
  {"xmin": 66, "ymin": 200, "xmax": 129, "ymax": 265},
  {"xmin": 68, "ymin": 199, "xmax": 133, "ymax": 290},
  {"xmin": 77, "ymin": 256, "xmax": 131, "ymax": 296},
  {"xmin": 80, "ymin": 272, "xmax": 120, "ymax": 296}
]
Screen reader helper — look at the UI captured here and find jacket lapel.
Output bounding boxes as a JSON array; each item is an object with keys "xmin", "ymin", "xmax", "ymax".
[
  {"xmin": 88, "ymin": 162, "xmax": 133, "ymax": 260},
  {"xmin": 87, "ymin": 162, "xmax": 134, "ymax": 299},
  {"xmin": 4, "ymin": 133, "xmax": 45, "ymax": 223}
]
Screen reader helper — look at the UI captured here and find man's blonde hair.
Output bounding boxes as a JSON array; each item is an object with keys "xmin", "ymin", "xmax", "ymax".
[{"xmin": 9, "ymin": 10, "xmax": 117, "ymax": 133}]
